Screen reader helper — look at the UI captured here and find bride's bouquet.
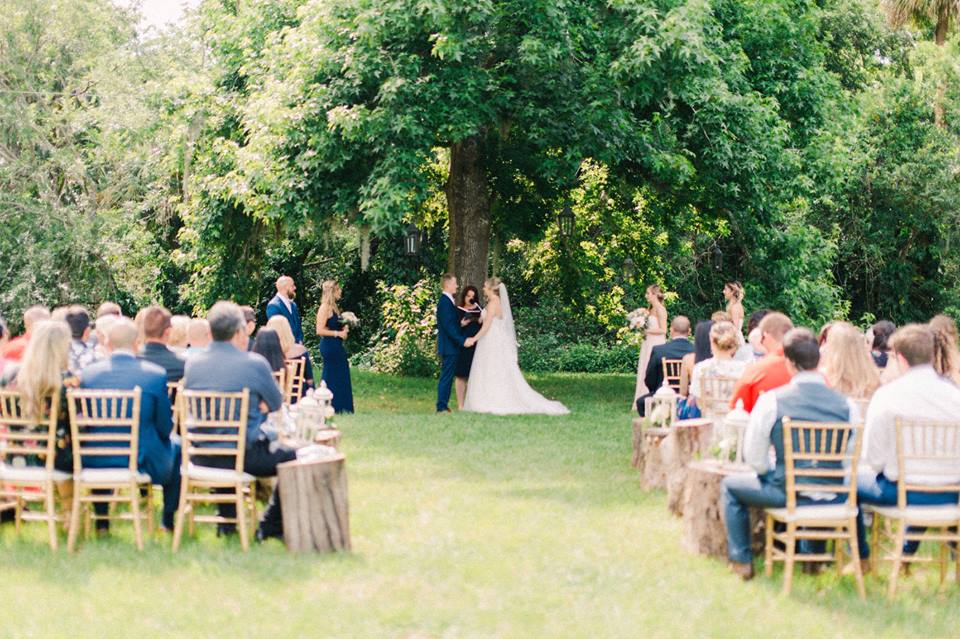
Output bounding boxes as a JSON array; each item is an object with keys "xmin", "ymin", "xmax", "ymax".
[
  {"xmin": 339, "ymin": 311, "xmax": 360, "ymax": 328},
  {"xmin": 627, "ymin": 307, "xmax": 649, "ymax": 333}
]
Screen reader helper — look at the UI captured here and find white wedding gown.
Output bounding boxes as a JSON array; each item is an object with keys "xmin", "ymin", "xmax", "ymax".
[{"xmin": 462, "ymin": 284, "xmax": 569, "ymax": 416}]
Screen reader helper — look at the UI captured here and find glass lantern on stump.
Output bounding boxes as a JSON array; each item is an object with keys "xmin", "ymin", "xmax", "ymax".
[
  {"xmin": 718, "ymin": 399, "xmax": 749, "ymax": 462},
  {"xmin": 645, "ymin": 381, "xmax": 678, "ymax": 428},
  {"xmin": 293, "ymin": 381, "xmax": 337, "ymax": 443}
]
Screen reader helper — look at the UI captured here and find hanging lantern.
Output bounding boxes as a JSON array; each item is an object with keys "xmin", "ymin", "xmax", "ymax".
[
  {"xmin": 645, "ymin": 381, "xmax": 678, "ymax": 428},
  {"xmin": 623, "ymin": 257, "xmax": 636, "ymax": 280},
  {"xmin": 720, "ymin": 399, "xmax": 750, "ymax": 462},
  {"xmin": 712, "ymin": 244, "xmax": 723, "ymax": 271},
  {"xmin": 404, "ymin": 224, "xmax": 421, "ymax": 256},
  {"xmin": 558, "ymin": 205, "xmax": 575, "ymax": 238}
]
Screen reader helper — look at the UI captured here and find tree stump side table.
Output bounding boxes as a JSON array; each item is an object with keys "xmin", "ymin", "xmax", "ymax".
[
  {"xmin": 665, "ymin": 418, "xmax": 715, "ymax": 517},
  {"xmin": 278, "ymin": 454, "xmax": 351, "ymax": 553},
  {"xmin": 680, "ymin": 459, "xmax": 764, "ymax": 559},
  {"xmin": 638, "ymin": 427, "xmax": 670, "ymax": 490}
]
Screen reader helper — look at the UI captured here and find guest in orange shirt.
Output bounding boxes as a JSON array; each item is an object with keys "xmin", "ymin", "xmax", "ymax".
[
  {"xmin": 1, "ymin": 306, "xmax": 51, "ymax": 363},
  {"xmin": 729, "ymin": 313, "xmax": 794, "ymax": 412}
]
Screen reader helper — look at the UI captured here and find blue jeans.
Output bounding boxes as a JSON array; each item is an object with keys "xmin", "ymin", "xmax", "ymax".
[
  {"xmin": 436, "ymin": 354, "xmax": 458, "ymax": 412},
  {"xmin": 721, "ymin": 472, "xmax": 837, "ymax": 563},
  {"xmin": 856, "ymin": 472, "xmax": 959, "ymax": 559}
]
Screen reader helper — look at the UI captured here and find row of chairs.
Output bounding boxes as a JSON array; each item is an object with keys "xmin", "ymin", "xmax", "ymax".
[
  {"xmin": 766, "ymin": 418, "xmax": 960, "ymax": 600},
  {"xmin": 0, "ymin": 385, "xmax": 260, "ymax": 552}
]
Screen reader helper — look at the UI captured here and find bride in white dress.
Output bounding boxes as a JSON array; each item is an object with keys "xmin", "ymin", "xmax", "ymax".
[{"xmin": 462, "ymin": 278, "xmax": 569, "ymax": 415}]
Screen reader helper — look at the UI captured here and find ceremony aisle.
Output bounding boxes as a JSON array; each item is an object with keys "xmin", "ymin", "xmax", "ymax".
[{"xmin": 1, "ymin": 371, "xmax": 957, "ymax": 638}]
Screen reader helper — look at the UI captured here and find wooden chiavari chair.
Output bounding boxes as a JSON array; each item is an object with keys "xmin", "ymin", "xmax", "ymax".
[
  {"xmin": 661, "ymin": 359, "xmax": 684, "ymax": 394},
  {"xmin": 764, "ymin": 419, "xmax": 864, "ymax": 598},
  {"xmin": 0, "ymin": 389, "xmax": 70, "ymax": 549},
  {"xmin": 172, "ymin": 389, "xmax": 255, "ymax": 551},
  {"xmin": 284, "ymin": 358, "xmax": 305, "ymax": 405},
  {"xmin": 867, "ymin": 418, "xmax": 960, "ymax": 599},
  {"xmin": 271, "ymin": 369, "xmax": 287, "ymax": 402},
  {"xmin": 698, "ymin": 374, "xmax": 739, "ymax": 423},
  {"xmin": 66, "ymin": 388, "xmax": 153, "ymax": 552}
]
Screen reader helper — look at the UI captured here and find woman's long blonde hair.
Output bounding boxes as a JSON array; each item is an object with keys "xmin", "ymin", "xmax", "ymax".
[
  {"xmin": 266, "ymin": 315, "xmax": 296, "ymax": 354},
  {"xmin": 823, "ymin": 322, "xmax": 880, "ymax": 400},
  {"xmin": 484, "ymin": 277, "xmax": 502, "ymax": 297},
  {"xmin": 15, "ymin": 320, "xmax": 71, "ymax": 421},
  {"xmin": 320, "ymin": 280, "xmax": 340, "ymax": 315}
]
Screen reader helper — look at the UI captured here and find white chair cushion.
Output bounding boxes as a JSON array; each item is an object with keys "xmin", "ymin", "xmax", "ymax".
[
  {"xmin": 0, "ymin": 464, "xmax": 70, "ymax": 482},
  {"xmin": 766, "ymin": 504, "xmax": 858, "ymax": 523},
  {"xmin": 869, "ymin": 504, "xmax": 960, "ymax": 524},
  {"xmin": 185, "ymin": 463, "xmax": 254, "ymax": 483},
  {"xmin": 77, "ymin": 468, "xmax": 152, "ymax": 484}
]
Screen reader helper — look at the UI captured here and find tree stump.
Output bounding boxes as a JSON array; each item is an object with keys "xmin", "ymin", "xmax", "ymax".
[
  {"xmin": 638, "ymin": 427, "xmax": 670, "ymax": 490},
  {"xmin": 631, "ymin": 418, "xmax": 644, "ymax": 468},
  {"xmin": 681, "ymin": 459, "xmax": 764, "ymax": 559},
  {"xmin": 277, "ymin": 454, "xmax": 351, "ymax": 553},
  {"xmin": 665, "ymin": 419, "xmax": 715, "ymax": 517}
]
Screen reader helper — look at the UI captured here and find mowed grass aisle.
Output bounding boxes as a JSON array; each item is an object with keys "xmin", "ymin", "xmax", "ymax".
[{"xmin": 2, "ymin": 371, "xmax": 960, "ymax": 638}]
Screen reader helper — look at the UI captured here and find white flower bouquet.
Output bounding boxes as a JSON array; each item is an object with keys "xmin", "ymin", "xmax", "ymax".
[
  {"xmin": 339, "ymin": 311, "xmax": 360, "ymax": 328},
  {"xmin": 627, "ymin": 307, "xmax": 649, "ymax": 331}
]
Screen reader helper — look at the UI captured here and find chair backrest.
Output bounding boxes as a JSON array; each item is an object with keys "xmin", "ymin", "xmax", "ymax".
[
  {"xmin": 271, "ymin": 369, "xmax": 287, "ymax": 402},
  {"xmin": 662, "ymin": 359, "xmax": 683, "ymax": 393},
  {"xmin": 285, "ymin": 358, "xmax": 305, "ymax": 405},
  {"xmin": 851, "ymin": 398, "xmax": 870, "ymax": 423},
  {"xmin": 178, "ymin": 389, "xmax": 249, "ymax": 473},
  {"xmin": 67, "ymin": 388, "xmax": 142, "ymax": 473},
  {"xmin": 0, "ymin": 388, "xmax": 60, "ymax": 471},
  {"xmin": 781, "ymin": 418, "xmax": 862, "ymax": 512},
  {"xmin": 894, "ymin": 418, "xmax": 960, "ymax": 509},
  {"xmin": 699, "ymin": 374, "xmax": 739, "ymax": 420}
]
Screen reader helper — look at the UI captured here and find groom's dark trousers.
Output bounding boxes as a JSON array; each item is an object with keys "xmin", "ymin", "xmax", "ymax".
[{"xmin": 436, "ymin": 293, "xmax": 465, "ymax": 412}]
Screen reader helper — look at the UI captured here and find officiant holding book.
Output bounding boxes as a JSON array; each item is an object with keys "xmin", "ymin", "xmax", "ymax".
[{"xmin": 455, "ymin": 285, "xmax": 483, "ymax": 410}]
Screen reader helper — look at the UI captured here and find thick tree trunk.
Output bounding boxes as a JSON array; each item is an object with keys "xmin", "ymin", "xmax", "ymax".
[{"xmin": 445, "ymin": 136, "xmax": 491, "ymax": 290}]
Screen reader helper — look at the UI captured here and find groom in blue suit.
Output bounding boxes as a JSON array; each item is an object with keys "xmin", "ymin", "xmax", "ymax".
[
  {"xmin": 436, "ymin": 273, "xmax": 466, "ymax": 412},
  {"xmin": 265, "ymin": 275, "xmax": 303, "ymax": 344}
]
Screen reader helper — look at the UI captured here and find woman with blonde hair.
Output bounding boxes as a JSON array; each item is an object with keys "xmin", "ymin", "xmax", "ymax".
[
  {"xmin": 929, "ymin": 314, "xmax": 960, "ymax": 384},
  {"xmin": 723, "ymin": 282, "xmax": 746, "ymax": 338},
  {"xmin": 822, "ymin": 322, "xmax": 880, "ymax": 400},
  {"xmin": 315, "ymin": 279, "xmax": 353, "ymax": 413},
  {"xmin": 685, "ymin": 321, "xmax": 748, "ymax": 414},
  {"xmin": 633, "ymin": 284, "xmax": 668, "ymax": 406},
  {"xmin": 1, "ymin": 320, "xmax": 76, "ymax": 474}
]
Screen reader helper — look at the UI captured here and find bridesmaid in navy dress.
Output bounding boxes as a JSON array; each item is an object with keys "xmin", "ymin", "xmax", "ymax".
[
  {"xmin": 454, "ymin": 285, "xmax": 482, "ymax": 410},
  {"xmin": 315, "ymin": 280, "xmax": 354, "ymax": 413}
]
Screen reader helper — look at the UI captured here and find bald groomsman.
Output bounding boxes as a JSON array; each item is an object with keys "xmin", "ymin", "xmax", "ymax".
[{"xmin": 265, "ymin": 275, "xmax": 303, "ymax": 344}]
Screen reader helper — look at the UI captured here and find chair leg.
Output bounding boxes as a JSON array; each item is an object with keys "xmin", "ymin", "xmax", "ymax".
[
  {"xmin": 172, "ymin": 478, "xmax": 190, "ymax": 553},
  {"xmin": 888, "ymin": 520, "xmax": 906, "ymax": 600},
  {"xmin": 45, "ymin": 481, "xmax": 58, "ymax": 551},
  {"xmin": 783, "ymin": 523, "xmax": 797, "ymax": 596},
  {"xmin": 67, "ymin": 486, "xmax": 82, "ymax": 553},
  {"xmin": 870, "ymin": 513, "xmax": 880, "ymax": 573},
  {"xmin": 848, "ymin": 519, "xmax": 866, "ymax": 600},
  {"xmin": 939, "ymin": 538, "xmax": 948, "ymax": 587},
  {"xmin": 14, "ymin": 496, "xmax": 23, "ymax": 534},
  {"xmin": 764, "ymin": 514, "xmax": 774, "ymax": 577},
  {"xmin": 130, "ymin": 483, "xmax": 144, "ymax": 551},
  {"xmin": 236, "ymin": 485, "xmax": 249, "ymax": 552},
  {"xmin": 146, "ymin": 485, "xmax": 155, "ymax": 535},
  {"xmin": 835, "ymin": 530, "xmax": 844, "ymax": 576}
]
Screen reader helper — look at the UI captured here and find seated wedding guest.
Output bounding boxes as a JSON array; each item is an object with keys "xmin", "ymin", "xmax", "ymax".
[
  {"xmin": 687, "ymin": 321, "xmax": 748, "ymax": 411},
  {"xmin": 0, "ymin": 320, "xmax": 76, "ymax": 475},
  {"xmin": 95, "ymin": 301, "xmax": 122, "ymax": 319},
  {"xmin": 252, "ymin": 328, "xmax": 286, "ymax": 373},
  {"xmin": 856, "ymin": 324, "xmax": 960, "ymax": 562},
  {"xmin": 722, "ymin": 328, "xmax": 860, "ymax": 579},
  {"xmin": 2, "ymin": 306, "xmax": 51, "ymax": 363},
  {"xmin": 267, "ymin": 314, "xmax": 314, "ymax": 390},
  {"xmin": 0, "ymin": 315, "xmax": 9, "ymax": 377},
  {"xmin": 636, "ymin": 316, "xmax": 694, "ymax": 416},
  {"xmin": 79, "ymin": 319, "xmax": 181, "ymax": 532},
  {"xmin": 729, "ymin": 313, "xmax": 793, "ymax": 412},
  {"xmin": 821, "ymin": 322, "xmax": 879, "ymax": 402},
  {"xmin": 65, "ymin": 306, "xmax": 100, "ymax": 376},
  {"xmin": 138, "ymin": 305, "xmax": 186, "ymax": 383},
  {"xmin": 50, "ymin": 306, "xmax": 70, "ymax": 323},
  {"xmin": 183, "ymin": 301, "xmax": 292, "ymax": 540},
  {"xmin": 185, "ymin": 318, "xmax": 212, "ymax": 357},
  {"xmin": 240, "ymin": 305, "xmax": 257, "ymax": 351},
  {"xmin": 869, "ymin": 320, "xmax": 895, "ymax": 368},
  {"xmin": 929, "ymin": 314, "xmax": 960, "ymax": 385},
  {"xmin": 738, "ymin": 309, "xmax": 771, "ymax": 362},
  {"xmin": 92, "ymin": 314, "xmax": 120, "ymax": 359},
  {"xmin": 682, "ymin": 311, "xmax": 731, "ymax": 400},
  {"xmin": 168, "ymin": 315, "xmax": 190, "ymax": 354}
]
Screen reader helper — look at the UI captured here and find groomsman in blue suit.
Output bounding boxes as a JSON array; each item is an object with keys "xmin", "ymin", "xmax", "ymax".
[
  {"xmin": 266, "ymin": 275, "xmax": 303, "ymax": 344},
  {"xmin": 79, "ymin": 318, "xmax": 181, "ymax": 531},
  {"xmin": 436, "ymin": 273, "xmax": 466, "ymax": 412}
]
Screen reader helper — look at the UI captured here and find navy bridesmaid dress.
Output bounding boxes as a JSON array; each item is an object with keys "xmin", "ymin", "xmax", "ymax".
[{"xmin": 320, "ymin": 313, "xmax": 354, "ymax": 413}]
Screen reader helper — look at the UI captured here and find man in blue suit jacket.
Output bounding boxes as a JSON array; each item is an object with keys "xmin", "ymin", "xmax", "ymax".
[
  {"xmin": 436, "ymin": 273, "xmax": 466, "ymax": 412},
  {"xmin": 80, "ymin": 318, "xmax": 181, "ymax": 531},
  {"xmin": 265, "ymin": 275, "xmax": 303, "ymax": 344}
]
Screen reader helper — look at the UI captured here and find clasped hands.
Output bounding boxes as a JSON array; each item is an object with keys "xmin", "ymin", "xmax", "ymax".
[{"xmin": 464, "ymin": 337, "xmax": 477, "ymax": 348}]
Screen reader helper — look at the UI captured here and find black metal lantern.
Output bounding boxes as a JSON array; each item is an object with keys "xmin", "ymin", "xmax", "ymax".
[
  {"xmin": 558, "ymin": 205, "xmax": 575, "ymax": 238},
  {"xmin": 712, "ymin": 244, "xmax": 723, "ymax": 271},
  {"xmin": 623, "ymin": 257, "xmax": 636, "ymax": 280},
  {"xmin": 404, "ymin": 224, "xmax": 421, "ymax": 256}
]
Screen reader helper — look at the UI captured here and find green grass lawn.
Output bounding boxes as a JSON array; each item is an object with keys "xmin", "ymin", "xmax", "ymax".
[{"xmin": 2, "ymin": 370, "xmax": 960, "ymax": 638}]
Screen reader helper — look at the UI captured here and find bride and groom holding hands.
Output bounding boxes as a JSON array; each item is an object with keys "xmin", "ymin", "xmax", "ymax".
[{"xmin": 435, "ymin": 273, "xmax": 569, "ymax": 416}]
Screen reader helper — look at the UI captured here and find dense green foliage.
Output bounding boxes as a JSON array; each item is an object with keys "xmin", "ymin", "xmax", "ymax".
[{"xmin": 3, "ymin": 0, "xmax": 960, "ymax": 370}]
